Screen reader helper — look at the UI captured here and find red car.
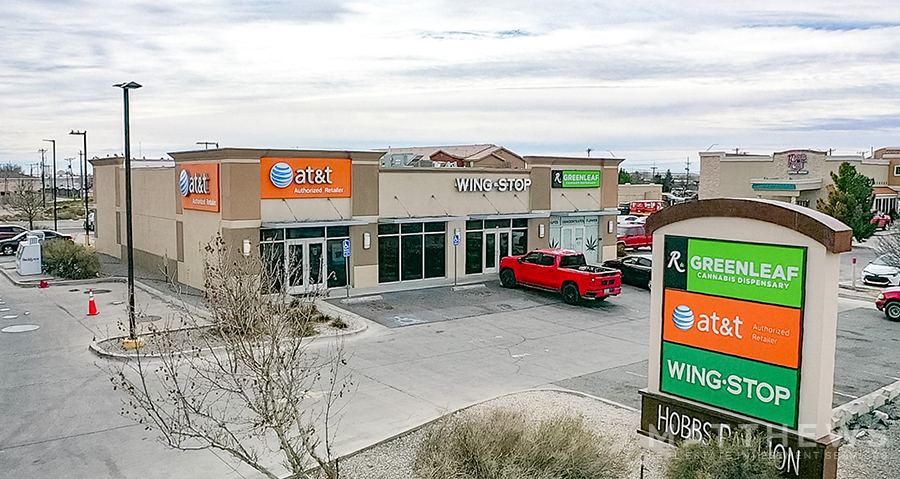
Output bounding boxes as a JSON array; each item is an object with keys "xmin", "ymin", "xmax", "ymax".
[
  {"xmin": 617, "ymin": 224, "xmax": 652, "ymax": 255},
  {"xmin": 876, "ymin": 287, "xmax": 900, "ymax": 321},
  {"xmin": 499, "ymin": 249, "xmax": 621, "ymax": 304},
  {"xmin": 871, "ymin": 213, "xmax": 892, "ymax": 230}
]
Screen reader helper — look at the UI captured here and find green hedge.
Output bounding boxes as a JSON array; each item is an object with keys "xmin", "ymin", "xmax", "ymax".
[{"xmin": 42, "ymin": 239, "xmax": 100, "ymax": 279}]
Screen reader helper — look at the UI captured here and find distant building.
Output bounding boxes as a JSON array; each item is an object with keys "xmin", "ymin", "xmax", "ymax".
[{"xmin": 699, "ymin": 148, "xmax": 900, "ymax": 214}]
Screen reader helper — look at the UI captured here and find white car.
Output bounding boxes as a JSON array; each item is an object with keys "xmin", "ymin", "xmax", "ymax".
[
  {"xmin": 617, "ymin": 215, "xmax": 640, "ymax": 224},
  {"xmin": 862, "ymin": 255, "xmax": 900, "ymax": 286}
]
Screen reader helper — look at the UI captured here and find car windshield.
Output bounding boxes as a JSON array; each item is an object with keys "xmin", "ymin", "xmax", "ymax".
[
  {"xmin": 872, "ymin": 255, "xmax": 895, "ymax": 266},
  {"xmin": 559, "ymin": 255, "xmax": 587, "ymax": 268}
]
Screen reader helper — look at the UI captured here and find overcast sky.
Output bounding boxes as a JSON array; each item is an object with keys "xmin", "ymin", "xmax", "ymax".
[{"xmin": 2, "ymin": 0, "xmax": 899, "ymax": 175}]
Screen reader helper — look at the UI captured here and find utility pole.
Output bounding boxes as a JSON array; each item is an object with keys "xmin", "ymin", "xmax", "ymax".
[
  {"xmin": 684, "ymin": 156, "xmax": 691, "ymax": 189},
  {"xmin": 65, "ymin": 157, "xmax": 73, "ymax": 197},
  {"xmin": 69, "ymin": 130, "xmax": 89, "ymax": 245}
]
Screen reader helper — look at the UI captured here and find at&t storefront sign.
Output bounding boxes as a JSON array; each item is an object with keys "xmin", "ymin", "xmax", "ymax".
[
  {"xmin": 261, "ymin": 158, "xmax": 352, "ymax": 199},
  {"xmin": 179, "ymin": 163, "xmax": 219, "ymax": 212}
]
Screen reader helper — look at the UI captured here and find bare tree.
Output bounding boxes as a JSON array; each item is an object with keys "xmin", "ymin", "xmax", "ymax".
[
  {"xmin": 6, "ymin": 179, "xmax": 45, "ymax": 229},
  {"xmin": 875, "ymin": 226, "xmax": 900, "ymax": 266},
  {"xmin": 109, "ymin": 236, "xmax": 352, "ymax": 479}
]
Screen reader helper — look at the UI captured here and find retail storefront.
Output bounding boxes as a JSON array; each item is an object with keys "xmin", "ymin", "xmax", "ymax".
[
  {"xmin": 91, "ymin": 146, "xmax": 622, "ymax": 294},
  {"xmin": 700, "ymin": 147, "xmax": 900, "ymax": 212}
]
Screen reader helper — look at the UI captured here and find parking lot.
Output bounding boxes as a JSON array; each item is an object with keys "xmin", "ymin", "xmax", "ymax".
[{"xmin": 331, "ymin": 272, "xmax": 899, "ymax": 410}]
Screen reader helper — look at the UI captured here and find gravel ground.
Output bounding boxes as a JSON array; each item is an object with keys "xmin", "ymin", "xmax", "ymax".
[
  {"xmin": 835, "ymin": 414, "xmax": 900, "ymax": 479},
  {"xmin": 340, "ymin": 390, "xmax": 900, "ymax": 479},
  {"xmin": 340, "ymin": 390, "xmax": 669, "ymax": 479}
]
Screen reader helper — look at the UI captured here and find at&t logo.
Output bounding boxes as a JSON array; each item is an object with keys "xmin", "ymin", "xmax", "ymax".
[
  {"xmin": 269, "ymin": 162, "xmax": 334, "ymax": 189},
  {"xmin": 180, "ymin": 169, "xmax": 210, "ymax": 197},
  {"xmin": 672, "ymin": 305, "xmax": 694, "ymax": 331}
]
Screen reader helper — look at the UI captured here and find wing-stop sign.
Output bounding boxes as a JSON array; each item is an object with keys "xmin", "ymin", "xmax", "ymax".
[{"xmin": 638, "ymin": 198, "xmax": 849, "ymax": 479}]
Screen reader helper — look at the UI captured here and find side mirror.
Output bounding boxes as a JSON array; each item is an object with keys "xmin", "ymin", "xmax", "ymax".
[{"xmin": 518, "ymin": 257, "xmax": 525, "ymax": 263}]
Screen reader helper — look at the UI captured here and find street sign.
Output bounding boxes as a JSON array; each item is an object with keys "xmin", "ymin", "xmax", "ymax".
[
  {"xmin": 342, "ymin": 239, "xmax": 351, "ymax": 258},
  {"xmin": 453, "ymin": 233, "xmax": 460, "ymax": 246}
]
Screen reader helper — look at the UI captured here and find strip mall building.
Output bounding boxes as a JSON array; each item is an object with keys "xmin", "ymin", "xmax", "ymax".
[{"xmin": 91, "ymin": 145, "xmax": 622, "ymax": 294}]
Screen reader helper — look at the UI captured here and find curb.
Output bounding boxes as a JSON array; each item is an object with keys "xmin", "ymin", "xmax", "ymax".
[
  {"xmin": 832, "ymin": 379, "xmax": 900, "ymax": 430},
  {"xmin": 90, "ymin": 299, "xmax": 369, "ymax": 361}
]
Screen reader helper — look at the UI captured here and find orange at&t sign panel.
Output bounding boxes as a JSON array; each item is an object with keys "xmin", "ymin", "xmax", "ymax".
[
  {"xmin": 662, "ymin": 289, "xmax": 801, "ymax": 369},
  {"xmin": 260, "ymin": 158, "xmax": 352, "ymax": 199},
  {"xmin": 179, "ymin": 163, "xmax": 220, "ymax": 212}
]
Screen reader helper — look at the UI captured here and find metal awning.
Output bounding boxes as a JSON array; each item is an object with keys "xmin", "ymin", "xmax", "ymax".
[
  {"xmin": 261, "ymin": 218, "xmax": 369, "ymax": 229},
  {"xmin": 551, "ymin": 209, "xmax": 620, "ymax": 217},
  {"xmin": 378, "ymin": 215, "xmax": 467, "ymax": 224},
  {"xmin": 467, "ymin": 212, "xmax": 551, "ymax": 220}
]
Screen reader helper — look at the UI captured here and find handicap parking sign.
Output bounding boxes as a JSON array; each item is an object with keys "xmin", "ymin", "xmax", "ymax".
[{"xmin": 342, "ymin": 239, "xmax": 351, "ymax": 257}]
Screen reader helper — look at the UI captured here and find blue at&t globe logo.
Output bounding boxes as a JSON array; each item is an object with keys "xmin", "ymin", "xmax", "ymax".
[
  {"xmin": 179, "ymin": 170, "xmax": 190, "ymax": 196},
  {"xmin": 269, "ymin": 162, "xmax": 294, "ymax": 188},
  {"xmin": 672, "ymin": 305, "xmax": 694, "ymax": 331}
]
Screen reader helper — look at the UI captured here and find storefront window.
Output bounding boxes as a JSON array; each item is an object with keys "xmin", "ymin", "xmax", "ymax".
[
  {"xmin": 260, "ymin": 242, "xmax": 284, "ymax": 293},
  {"xmin": 326, "ymin": 239, "xmax": 347, "ymax": 287},
  {"xmin": 378, "ymin": 222, "xmax": 446, "ymax": 283},
  {"xmin": 287, "ymin": 227, "xmax": 325, "ymax": 239},
  {"xmin": 465, "ymin": 232, "xmax": 483, "ymax": 274},
  {"xmin": 378, "ymin": 236, "xmax": 400, "ymax": 283}
]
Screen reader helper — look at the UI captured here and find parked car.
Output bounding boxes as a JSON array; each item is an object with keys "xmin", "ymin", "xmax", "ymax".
[
  {"xmin": 499, "ymin": 249, "xmax": 622, "ymax": 304},
  {"xmin": 0, "ymin": 230, "xmax": 73, "ymax": 256},
  {"xmin": 616, "ymin": 224, "xmax": 652, "ymax": 255},
  {"xmin": 0, "ymin": 224, "xmax": 26, "ymax": 241},
  {"xmin": 617, "ymin": 215, "xmax": 640, "ymax": 224},
  {"xmin": 871, "ymin": 212, "xmax": 892, "ymax": 230},
  {"xmin": 861, "ymin": 255, "xmax": 900, "ymax": 287},
  {"xmin": 875, "ymin": 287, "xmax": 900, "ymax": 321},
  {"xmin": 603, "ymin": 253, "xmax": 652, "ymax": 289}
]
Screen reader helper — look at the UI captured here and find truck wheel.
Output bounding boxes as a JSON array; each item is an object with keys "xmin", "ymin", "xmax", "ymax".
[
  {"xmin": 617, "ymin": 243, "xmax": 626, "ymax": 256},
  {"xmin": 500, "ymin": 269, "xmax": 517, "ymax": 288},
  {"xmin": 885, "ymin": 302, "xmax": 900, "ymax": 322},
  {"xmin": 561, "ymin": 283, "xmax": 580, "ymax": 305}
]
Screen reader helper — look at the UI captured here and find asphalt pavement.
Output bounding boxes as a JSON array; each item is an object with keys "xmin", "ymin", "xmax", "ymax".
[{"xmin": 0, "ymin": 249, "xmax": 898, "ymax": 478}]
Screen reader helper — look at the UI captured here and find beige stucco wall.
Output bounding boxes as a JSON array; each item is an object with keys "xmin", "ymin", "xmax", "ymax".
[
  {"xmin": 379, "ymin": 169, "xmax": 534, "ymax": 218},
  {"xmin": 648, "ymin": 216, "xmax": 840, "ymax": 440},
  {"xmin": 618, "ymin": 184, "xmax": 663, "ymax": 203},
  {"xmin": 177, "ymin": 208, "xmax": 223, "ymax": 289}
]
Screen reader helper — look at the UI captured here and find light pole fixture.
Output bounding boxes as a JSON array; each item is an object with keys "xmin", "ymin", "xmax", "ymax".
[
  {"xmin": 42, "ymin": 139, "xmax": 57, "ymax": 231},
  {"xmin": 70, "ymin": 129, "xmax": 89, "ymax": 245},
  {"xmin": 114, "ymin": 81, "xmax": 143, "ymax": 349}
]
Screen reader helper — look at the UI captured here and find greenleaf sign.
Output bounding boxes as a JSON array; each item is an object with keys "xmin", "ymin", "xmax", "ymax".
[
  {"xmin": 661, "ymin": 236, "xmax": 806, "ymax": 428},
  {"xmin": 551, "ymin": 170, "xmax": 601, "ymax": 188}
]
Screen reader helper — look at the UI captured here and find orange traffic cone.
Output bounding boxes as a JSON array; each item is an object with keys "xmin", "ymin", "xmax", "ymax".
[{"xmin": 87, "ymin": 289, "xmax": 99, "ymax": 316}]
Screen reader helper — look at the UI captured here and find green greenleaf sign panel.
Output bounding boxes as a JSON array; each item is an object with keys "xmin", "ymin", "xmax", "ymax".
[
  {"xmin": 664, "ymin": 236, "xmax": 806, "ymax": 308},
  {"xmin": 551, "ymin": 170, "xmax": 601, "ymax": 188},
  {"xmin": 660, "ymin": 342, "xmax": 800, "ymax": 428}
]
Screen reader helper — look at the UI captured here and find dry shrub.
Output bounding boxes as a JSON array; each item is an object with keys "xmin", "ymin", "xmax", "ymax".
[
  {"xmin": 666, "ymin": 430, "xmax": 781, "ymax": 479},
  {"xmin": 414, "ymin": 407, "xmax": 632, "ymax": 479}
]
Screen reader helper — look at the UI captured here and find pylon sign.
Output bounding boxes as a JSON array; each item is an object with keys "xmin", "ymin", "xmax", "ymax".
[
  {"xmin": 638, "ymin": 198, "xmax": 851, "ymax": 479},
  {"xmin": 661, "ymin": 237, "xmax": 806, "ymax": 428}
]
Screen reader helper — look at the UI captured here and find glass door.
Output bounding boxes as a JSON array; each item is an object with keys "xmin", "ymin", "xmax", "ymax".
[
  {"xmin": 286, "ymin": 239, "xmax": 327, "ymax": 293},
  {"xmin": 484, "ymin": 231, "xmax": 497, "ymax": 273},
  {"xmin": 484, "ymin": 229, "xmax": 512, "ymax": 274}
]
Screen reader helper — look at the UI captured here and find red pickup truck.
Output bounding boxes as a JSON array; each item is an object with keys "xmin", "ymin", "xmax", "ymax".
[
  {"xmin": 499, "ymin": 249, "xmax": 622, "ymax": 304},
  {"xmin": 617, "ymin": 224, "xmax": 652, "ymax": 255}
]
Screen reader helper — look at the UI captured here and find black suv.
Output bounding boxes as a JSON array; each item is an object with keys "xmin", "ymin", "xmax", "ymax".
[{"xmin": 0, "ymin": 224, "xmax": 26, "ymax": 241}]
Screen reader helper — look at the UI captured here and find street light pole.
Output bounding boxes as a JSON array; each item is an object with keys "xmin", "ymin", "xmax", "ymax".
[
  {"xmin": 70, "ymin": 130, "xmax": 89, "ymax": 245},
  {"xmin": 42, "ymin": 139, "xmax": 57, "ymax": 231},
  {"xmin": 114, "ymin": 81, "xmax": 142, "ymax": 348},
  {"xmin": 38, "ymin": 148, "xmax": 47, "ymax": 207}
]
